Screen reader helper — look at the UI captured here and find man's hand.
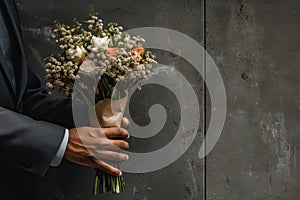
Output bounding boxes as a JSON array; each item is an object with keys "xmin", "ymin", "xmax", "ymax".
[{"xmin": 64, "ymin": 118, "xmax": 130, "ymax": 176}]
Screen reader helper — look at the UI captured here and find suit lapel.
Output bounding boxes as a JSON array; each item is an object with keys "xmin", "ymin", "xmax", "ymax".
[
  {"xmin": 2, "ymin": 0, "xmax": 28, "ymax": 105},
  {"xmin": 0, "ymin": 42, "xmax": 17, "ymax": 97}
]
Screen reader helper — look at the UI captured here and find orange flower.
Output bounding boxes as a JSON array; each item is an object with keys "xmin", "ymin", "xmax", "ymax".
[
  {"xmin": 135, "ymin": 55, "xmax": 142, "ymax": 62},
  {"xmin": 134, "ymin": 46, "xmax": 144, "ymax": 55},
  {"xmin": 106, "ymin": 48, "xmax": 118, "ymax": 58}
]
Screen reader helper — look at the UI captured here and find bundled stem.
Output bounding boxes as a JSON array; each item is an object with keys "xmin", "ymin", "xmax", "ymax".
[{"xmin": 93, "ymin": 167, "xmax": 125, "ymax": 195}]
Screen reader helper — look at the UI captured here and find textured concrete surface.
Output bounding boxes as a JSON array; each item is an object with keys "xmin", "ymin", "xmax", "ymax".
[
  {"xmin": 17, "ymin": 0, "xmax": 300, "ymax": 199},
  {"xmin": 206, "ymin": 0, "xmax": 300, "ymax": 199}
]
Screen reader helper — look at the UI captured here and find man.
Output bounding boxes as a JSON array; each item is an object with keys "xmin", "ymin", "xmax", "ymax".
[{"xmin": 0, "ymin": 0, "xmax": 129, "ymax": 199}]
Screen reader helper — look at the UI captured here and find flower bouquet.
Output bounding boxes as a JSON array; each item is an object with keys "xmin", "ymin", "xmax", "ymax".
[{"xmin": 45, "ymin": 14, "xmax": 157, "ymax": 194}]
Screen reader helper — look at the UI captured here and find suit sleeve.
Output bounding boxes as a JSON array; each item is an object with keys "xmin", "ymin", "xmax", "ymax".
[
  {"xmin": 10, "ymin": 0, "xmax": 89, "ymax": 129},
  {"xmin": 22, "ymin": 69, "xmax": 90, "ymax": 129},
  {"xmin": 0, "ymin": 106, "xmax": 65, "ymax": 177}
]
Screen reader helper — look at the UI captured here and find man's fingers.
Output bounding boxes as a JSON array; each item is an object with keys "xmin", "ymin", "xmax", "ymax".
[
  {"xmin": 66, "ymin": 127, "xmax": 130, "ymax": 176},
  {"xmin": 103, "ymin": 127, "xmax": 129, "ymax": 139},
  {"xmin": 94, "ymin": 150, "xmax": 129, "ymax": 162},
  {"xmin": 96, "ymin": 140, "xmax": 129, "ymax": 151},
  {"xmin": 111, "ymin": 140, "xmax": 129, "ymax": 150},
  {"xmin": 121, "ymin": 117, "xmax": 130, "ymax": 128},
  {"xmin": 92, "ymin": 158, "xmax": 122, "ymax": 176},
  {"xmin": 65, "ymin": 151, "xmax": 95, "ymax": 167}
]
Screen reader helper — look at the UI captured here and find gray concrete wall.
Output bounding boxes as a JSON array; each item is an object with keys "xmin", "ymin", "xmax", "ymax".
[
  {"xmin": 206, "ymin": 1, "xmax": 300, "ymax": 199},
  {"xmin": 17, "ymin": 0, "xmax": 300, "ymax": 199}
]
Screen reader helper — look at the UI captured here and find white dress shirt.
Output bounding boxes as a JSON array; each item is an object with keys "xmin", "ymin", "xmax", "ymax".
[{"xmin": 50, "ymin": 129, "xmax": 69, "ymax": 166}]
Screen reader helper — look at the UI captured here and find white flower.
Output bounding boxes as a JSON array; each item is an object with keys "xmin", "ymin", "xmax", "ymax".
[
  {"xmin": 80, "ymin": 60, "xmax": 97, "ymax": 73},
  {"xmin": 88, "ymin": 36, "xmax": 110, "ymax": 52},
  {"xmin": 79, "ymin": 60, "xmax": 101, "ymax": 82},
  {"xmin": 66, "ymin": 46, "xmax": 87, "ymax": 63}
]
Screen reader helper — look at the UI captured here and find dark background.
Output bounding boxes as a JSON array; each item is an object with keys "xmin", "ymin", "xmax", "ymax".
[{"xmin": 17, "ymin": 0, "xmax": 300, "ymax": 199}]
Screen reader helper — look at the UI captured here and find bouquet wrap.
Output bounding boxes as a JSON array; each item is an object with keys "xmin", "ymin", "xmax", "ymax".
[{"xmin": 89, "ymin": 97, "xmax": 128, "ymax": 128}]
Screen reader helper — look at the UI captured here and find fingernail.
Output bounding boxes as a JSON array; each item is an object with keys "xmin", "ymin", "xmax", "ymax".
[
  {"xmin": 123, "ymin": 155, "xmax": 129, "ymax": 161},
  {"xmin": 119, "ymin": 171, "xmax": 122, "ymax": 176}
]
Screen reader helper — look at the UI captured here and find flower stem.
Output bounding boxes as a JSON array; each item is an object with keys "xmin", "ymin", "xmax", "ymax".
[
  {"xmin": 93, "ymin": 174, "xmax": 99, "ymax": 196},
  {"xmin": 93, "ymin": 164, "xmax": 125, "ymax": 195}
]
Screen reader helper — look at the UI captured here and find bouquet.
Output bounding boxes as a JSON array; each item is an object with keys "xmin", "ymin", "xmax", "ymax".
[{"xmin": 45, "ymin": 14, "xmax": 157, "ymax": 194}]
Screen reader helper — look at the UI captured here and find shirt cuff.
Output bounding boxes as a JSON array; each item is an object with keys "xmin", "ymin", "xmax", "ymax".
[{"xmin": 50, "ymin": 129, "xmax": 69, "ymax": 167}]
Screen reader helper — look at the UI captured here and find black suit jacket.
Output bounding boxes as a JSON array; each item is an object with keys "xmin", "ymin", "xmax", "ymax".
[{"xmin": 0, "ymin": 1, "xmax": 89, "ymax": 199}]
